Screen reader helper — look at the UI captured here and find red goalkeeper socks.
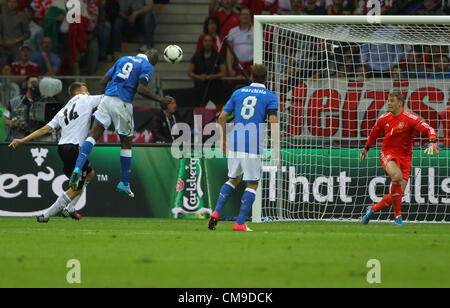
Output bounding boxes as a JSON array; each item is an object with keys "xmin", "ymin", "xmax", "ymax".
[
  {"xmin": 371, "ymin": 194, "xmax": 392, "ymax": 212},
  {"xmin": 391, "ymin": 181, "xmax": 403, "ymax": 218}
]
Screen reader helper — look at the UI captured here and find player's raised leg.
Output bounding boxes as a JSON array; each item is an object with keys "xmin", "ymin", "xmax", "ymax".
[
  {"xmin": 70, "ymin": 121, "xmax": 104, "ymax": 190},
  {"xmin": 116, "ymin": 135, "xmax": 134, "ymax": 198}
]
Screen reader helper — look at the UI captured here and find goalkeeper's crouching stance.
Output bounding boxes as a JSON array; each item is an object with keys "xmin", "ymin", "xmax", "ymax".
[{"xmin": 359, "ymin": 92, "xmax": 440, "ymax": 226}]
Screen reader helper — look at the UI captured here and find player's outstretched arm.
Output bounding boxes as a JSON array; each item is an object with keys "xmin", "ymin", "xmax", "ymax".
[
  {"xmin": 8, "ymin": 125, "xmax": 53, "ymax": 149},
  {"xmin": 137, "ymin": 79, "xmax": 172, "ymax": 105}
]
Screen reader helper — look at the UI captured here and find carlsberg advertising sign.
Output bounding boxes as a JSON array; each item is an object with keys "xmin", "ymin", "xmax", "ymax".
[{"xmin": 172, "ymin": 156, "xmax": 211, "ymax": 219}]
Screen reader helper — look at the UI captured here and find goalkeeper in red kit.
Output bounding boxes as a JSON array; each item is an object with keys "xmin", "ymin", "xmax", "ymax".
[{"xmin": 360, "ymin": 92, "xmax": 440, "ymax": 226}]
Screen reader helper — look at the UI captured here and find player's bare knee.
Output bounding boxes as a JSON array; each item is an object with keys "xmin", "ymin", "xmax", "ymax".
[
  {"xmin": 87, "ymin": 170, "xmax": 95, "ymax": 181},
  {"xmin": 228, "ymin": 177, "xmax": 241, "ymax": 187},
  {"xmin": 247, "ymin": 182, "xmax": 259, "ymax": 191},
  {"xmin": 120, "ymin": 136, "xmax": 133, "ymax": 149},
  {"xmin": 391, "ymin": 172, "xmax": 403, "ymax": 183}
]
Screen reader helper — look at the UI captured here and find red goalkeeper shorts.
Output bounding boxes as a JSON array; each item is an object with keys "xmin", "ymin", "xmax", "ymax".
[{"xmin": 379, "ymin": 151, "xmax": 412, "ymax": 181}]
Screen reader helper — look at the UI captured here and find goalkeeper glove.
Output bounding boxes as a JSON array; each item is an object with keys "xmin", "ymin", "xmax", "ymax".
[
  {"xmin": 424, "ymin": 139, "xmax": 441, "ymax": 156},
  {"xmin": 360, "ymin": 145, "xmax": 370, "ymax": 162}
]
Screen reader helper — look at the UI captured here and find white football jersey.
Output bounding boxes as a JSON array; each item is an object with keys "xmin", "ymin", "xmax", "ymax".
[{"xmin": 47, "ymin": 94, "xmax": 103, "ymax": 146}]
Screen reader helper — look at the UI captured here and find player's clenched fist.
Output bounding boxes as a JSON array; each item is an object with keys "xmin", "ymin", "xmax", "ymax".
[
  {"xmin": 424, "ymin": 139, "xmax": 441, "ymax": 156},
  {"xmin": 359, "ymin": 145, "xmax": 369, "ymax": 162}
]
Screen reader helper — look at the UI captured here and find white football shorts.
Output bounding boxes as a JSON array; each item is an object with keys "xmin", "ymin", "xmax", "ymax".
[
  {"xmin": 227, "ymin": 151, "xmax": 262, "ymax": 182},
  {"xmin": 93, "ymin": 96, "xmax": 134, "ymax": 137}
]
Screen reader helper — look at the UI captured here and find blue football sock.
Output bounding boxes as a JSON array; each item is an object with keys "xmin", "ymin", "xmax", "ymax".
[
  {"xmin": 214, "ymin": 182, "xmax": 235, "ymax": 216},
  {"xmin": 75, "ymin": 137, "xmax": 96, "ymax": 171},
  {"xmin": 236, "ymin": 188, "xmax": 256, "ymax": 225},
  {"xmin": 120, "ymin": 149, "xmax": 132, "ymax": 186}
]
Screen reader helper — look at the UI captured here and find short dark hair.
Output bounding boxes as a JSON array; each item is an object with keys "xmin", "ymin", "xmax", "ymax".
[
  {"xmin": 251, "ymin": 64, "xmax": 268, "ymax": 84},
  {"xmin": 26, "ymin": 74, "xmax": 39, "ymax": 84},
  {"xmin": 68, "ymin": 82, "xmax": 87, "ymax": 97}
]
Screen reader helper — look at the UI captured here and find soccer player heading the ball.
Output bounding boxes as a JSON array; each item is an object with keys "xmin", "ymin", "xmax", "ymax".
[
  {"xmin": 69, "ymin": 47, "xmax": 173, "ymax": 197},
  {"xmin": 208, "ymin": 64, "xmax": 279, "ymax": 232},
  {"xmin": 360, "ymin": 92, "xmax": 440, "ymax": 226}
]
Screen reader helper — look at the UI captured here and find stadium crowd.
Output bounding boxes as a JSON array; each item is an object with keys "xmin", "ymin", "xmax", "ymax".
[{"xmin": 1, "ymin": 0, "xmax": 450, "ymax": 143}]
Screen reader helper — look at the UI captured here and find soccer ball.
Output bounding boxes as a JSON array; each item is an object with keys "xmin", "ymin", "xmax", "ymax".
[{"xmin": 164, "ymin": 45, "xmax": 183, "ymax": 64}]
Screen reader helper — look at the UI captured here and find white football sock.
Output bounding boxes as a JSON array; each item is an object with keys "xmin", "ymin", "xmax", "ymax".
[
  {"xmin": 44, "ymin": 193, "xmax": 71, "ymax": 218},
  {"xmin": 65, "ymin": 181, "xmax": 90, "ymax": 213}
]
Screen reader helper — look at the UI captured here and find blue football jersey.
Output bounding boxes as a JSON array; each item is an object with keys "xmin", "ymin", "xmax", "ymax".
[
  {"xmin": 105, "ymin": 55, "xmax": 154, "ymax": 103},
  {"xmin": 223, "ymin": 83, "xmax": 278, "ymax": 155}
]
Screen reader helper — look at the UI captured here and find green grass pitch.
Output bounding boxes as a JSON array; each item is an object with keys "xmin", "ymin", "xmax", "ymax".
[{"xmin": 0, "ymin": 217, "xmax": 449, "ymax": 288}]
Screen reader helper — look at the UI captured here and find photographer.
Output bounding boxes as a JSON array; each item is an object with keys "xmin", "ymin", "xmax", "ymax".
[
  {"xmin": 151, "ymin": 97, "xmax": 178, "ymax": 144},
  {"xmin": 4, "ymin": 74, "xmax": 46, "ymax": 141}
]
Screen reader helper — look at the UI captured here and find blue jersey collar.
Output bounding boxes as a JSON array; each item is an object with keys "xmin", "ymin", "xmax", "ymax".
[
  {"xmin": 136, "ymin": 53, "xmax": 149, "ymax": 62},
  {"xmin": 250, "ymin": 83, "xmax": 266, "ymax": 88}
]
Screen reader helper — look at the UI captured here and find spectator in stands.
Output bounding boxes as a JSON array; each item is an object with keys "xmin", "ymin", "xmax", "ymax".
[
  {"xmin": 353, "ymin": 64, "xmax": 367, "ymax": 80},
  {"xmin": 354, "ymin": 0, "xmax": 391, "ymax": 15},
  {"xmin": 0, "ymin": 100, "xmax": 7, "ymax": 141},
  {"xmin": 360, "ymin": 25, "xmax": 407, "ymax": 78},
  {"xmin": 17, "ymin": 0, "xmax": 32, "ymax": 11},
  {"xmin": 289, "ymin": 0, "xmax": 302, "ymax": 14},
  {"xmin": 0, "ymin": 64, "xmax": 20, "ymax": 106},
  {"xmin": 31, "ymin": 0, "xmax": 52, "ymax": 26},
  {"xmin": 226, "ymin": 7, "xmax": 254, "ymax": 79},
  {"xmin": 12, "ymin": 44, "xmax": 40, "ymax": 76},
  {"xmin": 428, "ymin": 55, "xmax": 450, "ymax": 79},
  {"xmin": 189, "ymin": 33, "xmax": 227, "ymax": 106},
  {"xmin": 277, "ymin": 0, "xmax": 291, "ymax": 14},
  {"xmin": 0, "ymin": 0, "xmax": 6, "ymax": 13},
  {"xmin": 30, "ymin": 36, "xmax": 60, "ymax": 75},
  {"xmin": 99, "ymin": 0, "xmax": 120, "ymax": 61},
  {"xmin": 84, "ymin": 0, "xmax": 103, "ymax": 75},
  {"xmin": 69, "ymin": 0, "xmax": 90, "ymax": 76},
  {"xmin": 214, "ymin": 0, "xmax": 240, "ymax": 41},
  {"xmin": 43, "ymin": 0, "xmax": 65, "ymax": 55},
  {"xmin": 23, "ymin": 5, "xmax": 43, "ymax": 52},
  {"xmin": 4, "ymin": 74, "xmax": 39, "ymax": 141},
  {"xmin": 151, "ymin": 97, "xmax": 178, "ymax": 144},
  {"xmin": 0, "ymin": 0, "xmax": 30, "ymax": 66},
  {"xmin": 196, "ymin": 16, "xmax": 222, "ymax": 53},
  {"xmin": 114, "ymin": 0, "xmax": 156, "ymax": 52},
  {"xmin": 404, "ymin": 49, "xmax": 427, "ymax": 79},
  {"xmin": 209, "ymin": 0, "xmax": 239, "ymax": 17},
  {"xmin": 241, "ymin": 0, "xmax": 278, "ymax": 15},
  {"xmin": 416, "ymin": 0, "xmax": 446, "ymax": 15},
  {"xmin": 326, "ymin": 0, "xmax": 345, "ymax": 14},
  {"xmin": 302, "ymin": 0, "xmax": 327, "ymax": 15},
  {"xmin": 390, "ymin": 65, "xmax": 405, "ymax": 80}
]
